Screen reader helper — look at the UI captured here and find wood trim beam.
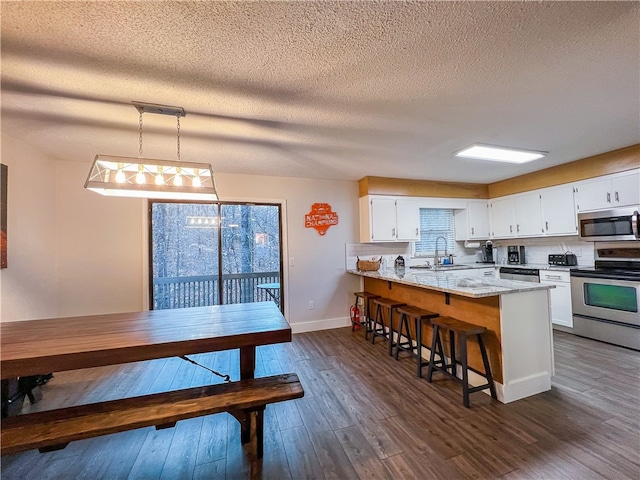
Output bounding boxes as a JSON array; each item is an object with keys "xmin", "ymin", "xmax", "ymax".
[
  {"xmin": 358, "ymin": 176, "xmax": 489, "ymax": 199},
  {"xmin": 487, "ymin": 144, "xmax": 640, "ymax": 198}
]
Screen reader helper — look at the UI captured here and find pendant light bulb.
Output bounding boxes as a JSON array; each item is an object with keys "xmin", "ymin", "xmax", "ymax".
[
  {"xmin": 174, "ymin": 167, "xmax": 183, "ymax": 186},
  {"xmin": 155, "ymin": 166, "xmax": 165, "ymax": 186},
  {"xmin": 193, "ymin": 168, "xmax": 201, "ymax": 188},
  {"xmin": 115, "ymin": 163, "xmax": 126, "ymax": 184},
  {"xmin": 136, "ymin": 165, "xmax": 146, "ymax": 184}
]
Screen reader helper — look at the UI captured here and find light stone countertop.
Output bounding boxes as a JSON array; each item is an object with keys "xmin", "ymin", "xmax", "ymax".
[
  {"xmin": 347, "ymin": 268, "xmax": 554, "ymax": 298},
  {"xmin": 407, "ymin": 262, "xmax": 578, "ymax": 272}
]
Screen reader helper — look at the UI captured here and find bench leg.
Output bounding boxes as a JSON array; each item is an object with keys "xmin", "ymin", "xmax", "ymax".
[
  {"xmin": 253, "ymin": 408, "xmax": 265, "ymax": 459},
  {"xmin": 231, "ymin": 407, "xmax": 266, "ymax": 459}
]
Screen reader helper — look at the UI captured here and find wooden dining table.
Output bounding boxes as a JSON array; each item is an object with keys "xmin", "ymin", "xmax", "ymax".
[{"xmin": 1, "ymin": 301, "xmax": 291, "ymax": 402}]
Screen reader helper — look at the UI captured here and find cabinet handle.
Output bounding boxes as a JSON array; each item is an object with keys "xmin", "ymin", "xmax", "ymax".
[
  {"xmin": 615, "ymin": 191, "xmax": 619, "ymax": 202},
  {"xmin": 471, "ymin": 227, "xmax": 474, "ymax": 235},
  {"xmin": 607, "ymin": 192, "xmax": 611, "ymax": 203},
  {"xmin": 545, "ymin": 221, "xmax": 549, "ymax": 231},
  {"xmin": 544, "ymin": 275, "xmax": 563, "ymax": 280},
  {"xmin": 415, "ymin": 227, "xmax": 419, "ymax": 236},
  {"xmin": 392, "ymin": 228, "xmax": 396, "ymax": 237},
  {"xmin": 510, "ymin": 225, "xmax": 513, "ymax": 233}
]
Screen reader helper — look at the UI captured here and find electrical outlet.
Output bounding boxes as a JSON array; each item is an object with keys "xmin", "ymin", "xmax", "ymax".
[
  {"xmin": 289, "ymin": 257, "xmax": 295, "ymax": 266},
  {"xmin": 308, "ymin": 301, "xmax": 314, "ymax": 310}
]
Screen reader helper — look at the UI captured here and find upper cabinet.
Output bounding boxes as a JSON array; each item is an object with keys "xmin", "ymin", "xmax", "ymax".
[
  {"xmin": 489, "ymin": 197, "xmax": 516, "ymax": 238},
  {"xmin": 359, "ymin": 196, "xmax": 420, "ymax": 242},
  {"xmin": 395, "ymin": 198, "xmax": 421, "ymax": 241},
  {"xmin": 540, "ymin": 185, "xmax": 577, "ymax": 235},
  {"xmin": 574, "ymin": 170, "xmax": 640, "ymax": 212},
  {"xmin": 454, "ymin": 201, "xmax": 490, "ymax": 240},
  {"xmin": 489, "ymin": 184, "xmax": 577, "ymax": 239},
  {"xmin": 515, "ymin": 192, "xmax": 544, "ymax": 237}
]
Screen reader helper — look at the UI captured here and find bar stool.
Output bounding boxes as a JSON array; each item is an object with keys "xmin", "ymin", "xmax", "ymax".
[
  {"xmin": 353, "ymin": 292, "xmax": 380, "ymax": 333},
  {"xmin": 426, "ymin": 316, "xmax": 497, "ymax": 408},
  {"xmin": 371, "ymin": 297, "xmax": 406, "ymax": 355},
  {"xmin": 394, "ymin": 305, "xmax": 439, "ymax": 364}
]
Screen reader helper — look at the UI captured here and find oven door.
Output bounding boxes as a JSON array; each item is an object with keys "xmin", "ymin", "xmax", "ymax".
[
  {"xmin": 577, "ymin": 208, "xmax": 639, "ymax": 242},
  {"xmin": 571, "ymin": 274, "xmax": 640, "ymax": 327}
]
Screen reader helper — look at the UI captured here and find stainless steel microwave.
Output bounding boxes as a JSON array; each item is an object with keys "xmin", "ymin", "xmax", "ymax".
[{"xmin": 578, "ymin": 206, "xmax": 639, "ymax": 241}]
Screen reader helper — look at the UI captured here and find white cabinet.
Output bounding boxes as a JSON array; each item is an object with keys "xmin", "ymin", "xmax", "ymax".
[
  {"xmin": 359, "ymin": 196, "xmax": 420, "ymax": 242},
  {"xmin": 490, "ymin": 197, "xmax": 516, "ymax": 238},
  {"xmin": 515, "ymin": 192, "xmax": 543, "ymax": 237},
  {"xmin": 540, "ymin": 185, "xmax": 577, "ymax": 235},
  {"xmin": 574, "ymin": 170, "xmax": 640, "ymax": 212},
  {"xmin": 492, "ymin": 185, "xmax": 577, "ymax": 239},
  {"xmin": 454, "ymin": 201, "xmax": 490, "ymax": 240},
  {"xmin": 369, "ymin": 197, "xmax": 397, "ymax": 241},
  {"xmin": 395, "ymin": 198, "xmax": 420, "ymax": 241},
  {"xmin": 540, "ymin": 270, "xmax": 572, "ymax": 328},
  {"xmin": 476, "ymin": 267, "xmax": 497, "ymax": 279},
  {"xmin": 612, "ymin": 172, "xmax": 640, "ymax": 206}
]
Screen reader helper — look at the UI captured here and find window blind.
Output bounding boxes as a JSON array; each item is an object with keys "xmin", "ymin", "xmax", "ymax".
[{"xmin": 414, "ymin": 208, "xmax": 455, "ymax": 256}]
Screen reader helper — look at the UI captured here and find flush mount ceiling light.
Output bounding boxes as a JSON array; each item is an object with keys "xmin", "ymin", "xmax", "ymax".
[
  {"xmin": 85, "ymin": 102, "xmax": 218, "ymax": 201},
  {"xmin": 454, "ymin": 143, "xmax": 547, "ymax": 164}
]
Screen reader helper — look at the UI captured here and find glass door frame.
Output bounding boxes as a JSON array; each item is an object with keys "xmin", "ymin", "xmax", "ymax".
[{"xmin": 147, "ymin": 199, "xmax": 284, "ymax": 312}]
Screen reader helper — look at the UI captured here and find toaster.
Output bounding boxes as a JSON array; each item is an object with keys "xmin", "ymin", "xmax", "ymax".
[{"xmin": 548, "ymin": 253, "xmax": 578, "ymax": 266}]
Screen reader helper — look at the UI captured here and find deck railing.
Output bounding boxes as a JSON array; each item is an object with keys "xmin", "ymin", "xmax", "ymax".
[{"xmin": 152, "ymin": 272, "xmax": 280, "ymax": 310}]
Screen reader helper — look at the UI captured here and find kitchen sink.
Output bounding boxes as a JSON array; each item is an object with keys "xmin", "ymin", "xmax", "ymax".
[
  {"xmin": 410, "ymin": 264, "xmax": 472, "ymax": 271},
  {"xmin": 434, "ymin": 264, "xmax": 472, "ymax": 270}
]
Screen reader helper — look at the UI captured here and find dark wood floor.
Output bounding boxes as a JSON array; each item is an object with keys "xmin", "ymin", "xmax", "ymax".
[{"xmin": 2, "ymin": 328, "xmax": 639, "ymax": 479}]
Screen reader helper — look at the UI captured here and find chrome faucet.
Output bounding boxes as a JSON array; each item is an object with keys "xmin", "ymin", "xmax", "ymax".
[{"xmin": 434, "ymin": 236, "xmax": 448, "ymax": 268}]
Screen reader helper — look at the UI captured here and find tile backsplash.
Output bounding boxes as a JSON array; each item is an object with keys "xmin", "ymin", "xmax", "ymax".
[
  {"xmin": 488, "ymin": 237, "xmax": 594, "ymax": 266},
  {"xmin": 346, "ymin": 236, "xmax": 595, "ymax": 270}
]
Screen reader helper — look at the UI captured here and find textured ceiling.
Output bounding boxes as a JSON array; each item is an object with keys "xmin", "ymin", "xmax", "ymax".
[{"xmin": 1, "ymin": 1, "xmax": 638, "ymax": 183}]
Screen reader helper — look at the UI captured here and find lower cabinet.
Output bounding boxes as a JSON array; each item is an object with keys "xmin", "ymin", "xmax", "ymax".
[
  {"xmin": 476, "ymin": 267, "xmax": 497, "ymax": 279},
  {"xmin": 540, "ymin": 270, "xmax": 572, "ymax": 328}
]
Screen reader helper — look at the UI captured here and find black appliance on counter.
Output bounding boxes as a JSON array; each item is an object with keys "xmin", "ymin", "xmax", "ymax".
[
  {"xmin": 507, "ymin": 246, "xmax": 526, "ymax": 265},
  {"xmin": 569, "ymin": 243, "xmax": 640, "ymax": 351},
  {"xmin": 548, "ymin": 253, "xmax": 578, "ymax": 266},
  {"xmin": 481, "ymin": 241, "xmax": 495, "ymax": 263}
]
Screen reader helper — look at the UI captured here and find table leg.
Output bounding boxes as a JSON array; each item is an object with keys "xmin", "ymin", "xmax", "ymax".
[
  {"xmin": 1, "ymin": 378, "xmax": 22, "ymax": 418},
  {"xmin": 238, "ymin": 346, "xmax": 257, "ymax": 447},
  {"xmin": 240, "ymin": 346, "xmax": 256, "ymax": 380}
]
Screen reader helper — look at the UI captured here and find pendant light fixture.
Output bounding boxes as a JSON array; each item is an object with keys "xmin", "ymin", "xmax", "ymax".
[{"xmin": 85, "ymin": 102, "xmax": 218, "ymax": 200}]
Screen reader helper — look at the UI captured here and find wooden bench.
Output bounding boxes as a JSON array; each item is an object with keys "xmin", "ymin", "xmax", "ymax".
[{"xmin": 1, "ymin": 373, "xmax": 304, "ymax": 459}]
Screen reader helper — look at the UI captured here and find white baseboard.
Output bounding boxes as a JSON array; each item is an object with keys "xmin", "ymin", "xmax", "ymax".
[
  {"xmin": 500, "ymin": 372, "xmax": 552, "ymax": 403},
  {"xmin": 291, "ymin": 316, "xmax": 351, "ymax": 334}
]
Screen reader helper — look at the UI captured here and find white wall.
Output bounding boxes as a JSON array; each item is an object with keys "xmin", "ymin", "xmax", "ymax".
[
  {"xmin": 1, "ymin": 134, "xmax": 58, "ymax": 320},
  {"xmin": 0, "ymin": 142, "xmax": 361, "ymax": 332},
  {"xmin": 55, "ymin": 161, "xmax": 145, "ymax": 317},
  {"xmin": 216, "ymin": 173, "xmax": 361, "ymax": 331}
]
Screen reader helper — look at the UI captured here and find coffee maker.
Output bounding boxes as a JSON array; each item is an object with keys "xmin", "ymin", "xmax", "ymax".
[
  {"xmin": 482, "ymin": 241, "xmax": 494, "ymax": 263},
  {"xmin": 508, "ymin": 246, "xmax": 526, "ymax": 264}
]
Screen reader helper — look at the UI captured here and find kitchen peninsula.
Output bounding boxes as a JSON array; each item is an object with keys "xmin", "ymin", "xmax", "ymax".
[{"xmin": 348, "ymin": 267, "xmax": 555, "ymax": 403}]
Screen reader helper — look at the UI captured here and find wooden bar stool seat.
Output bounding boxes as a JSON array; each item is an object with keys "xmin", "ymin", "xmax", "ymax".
[
  {"xmin": 393, "ymin": 305, "xmax": 439, "ymax": 363},
  {"xmin": 426, "ymin": 316, "xmax": 497, "ymax": 408},
  {"xmin": 371, "ymin": 297, "xmax": 405, "ymax": 355},
  {"xmin": 353, "ymin": 292, "xmax": 380, "ymax": 333}
]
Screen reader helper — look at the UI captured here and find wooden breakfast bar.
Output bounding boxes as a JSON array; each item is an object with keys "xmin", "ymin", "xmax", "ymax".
[
  {"xmin": 349, "ymin": 268, "xmax": 555, "ymax": 403},
  {"xmin": 0, "ymin": 302, "xmax": 304, "ymax": 457}
]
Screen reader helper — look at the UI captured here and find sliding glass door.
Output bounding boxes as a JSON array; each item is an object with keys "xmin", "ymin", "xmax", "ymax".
[{"xmin": 149, "ymin": 201, "xmax": 282, "ymax": 311}]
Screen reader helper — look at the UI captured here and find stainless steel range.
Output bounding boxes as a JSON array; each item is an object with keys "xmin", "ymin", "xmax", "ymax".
[{"xmin": 570, "ymin": 242, "xmax": 640, "ymax": 350}]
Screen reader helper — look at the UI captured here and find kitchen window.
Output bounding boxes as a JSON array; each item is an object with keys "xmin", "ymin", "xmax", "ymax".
[{"xmin": 414, "ymin": 208, "xmax": 455, "ymax": 256}]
